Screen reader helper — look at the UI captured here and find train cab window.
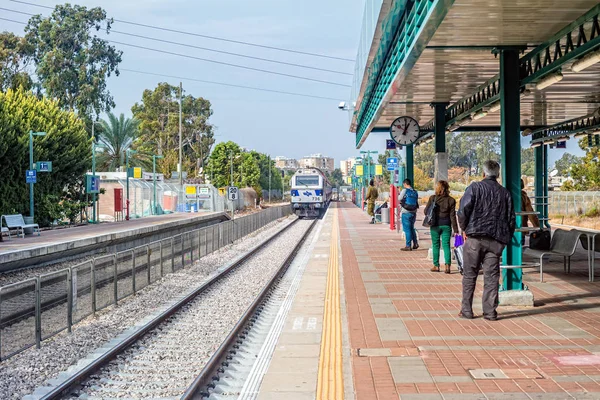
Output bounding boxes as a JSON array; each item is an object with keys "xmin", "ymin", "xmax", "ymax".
[{"xmin": 295, "ymin": 175, "xmax": 319, "ymax": 186}]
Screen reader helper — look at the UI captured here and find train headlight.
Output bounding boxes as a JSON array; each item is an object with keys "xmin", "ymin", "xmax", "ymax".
[{"xmin": 315, "ymin": 203, "xmax": 321, "ymax": 208}]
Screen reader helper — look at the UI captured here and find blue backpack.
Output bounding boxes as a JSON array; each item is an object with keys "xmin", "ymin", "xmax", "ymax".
[{"xmin": 401, "ymin": 188, "xmax": 419, "ymax": 211}]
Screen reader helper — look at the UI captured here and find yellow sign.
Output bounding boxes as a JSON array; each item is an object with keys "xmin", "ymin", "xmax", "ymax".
[
  {"xmin": 218, "ymin": 187, "xmax": 227, "ymax": 196},
  {"xmin": 185, "ymin": 186, "xmax": 197, "ymax": 195},
  {"xmin": 375, "ymin": 164, "xmax": 383, "ymax": 176},
  {"xmin": 133, "ymin": 167, "xmax": 142, "ymax": 178},
  {"xmin": 347, "ymin": 176, "xmax": 352, "ymax": 184},
  {"xmin": 356, "ymin": 165, "xmax": 364, "ymax": 176}
]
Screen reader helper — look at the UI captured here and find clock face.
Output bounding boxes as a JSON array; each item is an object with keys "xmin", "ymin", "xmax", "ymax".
[{"xmin": 390, "ymin": 116, "xmax": 420, "ymax": 145}]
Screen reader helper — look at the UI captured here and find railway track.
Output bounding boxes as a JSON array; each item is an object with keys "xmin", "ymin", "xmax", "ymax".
[{"xmin": 30, "ymin": 217, "xmax": 316, "ymax": 400}]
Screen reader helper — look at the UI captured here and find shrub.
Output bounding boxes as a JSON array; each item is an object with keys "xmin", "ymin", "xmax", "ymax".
[{"xmin": 0, "ymin": 88, "xmax": 90, "ymax": 226}]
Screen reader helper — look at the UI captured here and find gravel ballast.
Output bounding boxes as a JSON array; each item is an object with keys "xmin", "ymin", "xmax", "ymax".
[
  {"xmin": 78, "ymin": 219, "xmax": 313, "ymax": 399},
  {"xmin": 0, "ymin": 216, "xmax": 296, "ymax": 399}
]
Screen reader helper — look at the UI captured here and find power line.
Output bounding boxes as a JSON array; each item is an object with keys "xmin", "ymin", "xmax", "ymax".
[
  {"xmin": 0, "ymin": 11, "xmax": 351, "ymax": 87},
  {"xmin": 107, "ymin": 40, "xmax": 351, "ymax": 87},
  {"xmin": 10, "ymin": 0, "xmax": 355, "ymax": 62},
  {"xmin": 120, "ymin": 68, "xmax": 343, "ymax": 101},
  {"xmin": 0, "ymin": 7, "xmax": 352, "ymax": 75},
  {"xmin": 0, "ymin": 17, "xmax": 345, "ymax": 100}
]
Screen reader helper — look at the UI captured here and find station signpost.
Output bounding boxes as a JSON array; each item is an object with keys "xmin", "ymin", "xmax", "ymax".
[{"xmin": 228, "ymin": 186, "xmax": 239, "ymax": 220}]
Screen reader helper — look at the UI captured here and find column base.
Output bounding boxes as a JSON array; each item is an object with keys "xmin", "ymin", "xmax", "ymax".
[
  {"xmin": 434, "ymin": 152, "xmax": 448, "ymax": 183},
  {"xmin": 499, "ymin": 289, "xmax": 534, "ymax": 307}
]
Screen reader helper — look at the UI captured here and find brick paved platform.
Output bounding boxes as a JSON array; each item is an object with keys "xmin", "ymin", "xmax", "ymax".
[
  {"xmin": 258, "ymin": 202, "xmax": 600, "ymax": 400},
  {"xmin": 338, "ymin": 202, "xmax": 600, "ymax": 400}
]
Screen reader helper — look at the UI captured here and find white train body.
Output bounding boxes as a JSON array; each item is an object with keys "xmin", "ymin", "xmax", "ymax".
[{"xmin": 290, "ymin": 168, "xmax": 332, "ymax": 218}]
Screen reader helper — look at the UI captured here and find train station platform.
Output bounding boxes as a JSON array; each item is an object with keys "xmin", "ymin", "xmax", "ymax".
[
  {"xmin": 258, "ymin": 202, "xmax": 600, "ymax": 399},
  {"xmin": 0, "ymin": 211, "xmax": 228, "ymax": 271}
]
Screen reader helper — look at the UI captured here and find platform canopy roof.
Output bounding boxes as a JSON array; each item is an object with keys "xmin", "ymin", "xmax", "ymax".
[{"xmin": 350, "ymin": 0, "xmax": 600, "ymax": 148}]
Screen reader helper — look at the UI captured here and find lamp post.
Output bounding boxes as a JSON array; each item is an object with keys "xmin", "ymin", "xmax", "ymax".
[
  {"xmin": 268, "ymin": 155, "xmax": 272, "ymax": 203},
  {"xmin": 29, "ymin": 130, "xmax": 46, "ymax": 220},
  {"xmin": 125, "ymin": 149, "xmax": 137, "ymax": 220},
  {"xmin": 153, "ymin": 155, "xmax": 164, "ymax": 215},
  {"xmin": 91, "ymin": 140, "xmax": 106, "ymax": 224}
]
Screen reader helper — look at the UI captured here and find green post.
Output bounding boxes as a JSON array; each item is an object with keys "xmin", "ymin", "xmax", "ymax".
[
  {"xmin": 153, "ymin": 155, "xmax": 163, "ymax": 215},
  {"xmin": 92, "ymin": 140, "xmax": 96, "ymax": 224},
  {"xmin": 406, "ymin": 145, "xmax": 414, "ymax": 185},
  {"xmin": 29, "ymin": 131, "xmax": 46, "ymax": 220},
  {"xmin": 499, "ymin": 48, "xmax": 523, "ymax": 290},
  {"xmin": 534, "ymin": 145, "xmax": 549, "ymax": 229},
  {"xmin": 126, "ymin": 149, "xmax": 137, "ymax": 220},
  {"xmin": 29, "ymin": 130, "xmax": 34, "ymax": 219}
]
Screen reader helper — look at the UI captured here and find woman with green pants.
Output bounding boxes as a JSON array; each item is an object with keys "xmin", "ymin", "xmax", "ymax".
[{"xmin": 424, "ymin": 180, "xmax": 458, "ymax": 274}]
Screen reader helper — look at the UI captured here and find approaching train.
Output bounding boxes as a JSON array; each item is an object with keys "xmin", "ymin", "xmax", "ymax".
[{"xmin": 290, "ymin": 168, "xmax": 332, "ymax": 218}]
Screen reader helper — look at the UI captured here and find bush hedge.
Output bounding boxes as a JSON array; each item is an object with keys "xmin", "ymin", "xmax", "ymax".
[{"xmin": 0, "ymin": 88, "xmax": 90, "ymax": 226}]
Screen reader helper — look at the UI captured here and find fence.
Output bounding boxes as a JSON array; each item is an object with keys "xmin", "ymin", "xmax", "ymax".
[
  {"xmin": 0, "ymin": 205, "xmax": 292, "ymax": 361},
  {"xmin": 543, "ymin": 191, "xmax": 600, "ymax": 216}
]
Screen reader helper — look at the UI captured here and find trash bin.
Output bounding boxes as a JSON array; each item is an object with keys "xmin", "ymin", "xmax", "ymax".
[
  {"xmin": 381, "ymin": 208, "xmax": 390, "ymax": 224},
  {"xmin": 23, "ymin": 216, "xmax": 34, "ymax": 235}
]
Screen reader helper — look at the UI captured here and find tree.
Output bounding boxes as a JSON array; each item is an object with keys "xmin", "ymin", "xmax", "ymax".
[
  {"xmin": 0, "ymin": 88, "xmax": 90, "ymax": 227},
  {"xmin": 413, "ymin": 166, "xmax": 433, "ymax": 191},
  {"xmin": 330, "ymin": 168, "xmax": 345, "ymax": 187},
  {"xmin": 562, "ymin": 139, "xmax": 600, "ymax": 191},
  {"xmin": 414, "ymin": 141, "xmax": 435, "ymax": 177},
  {"xmin": 0, "ymin": 32, "xmax": 34, "ymax": 92},
  {"xmin": 251, "ymin": 151, "xmax": 283, "ymax": 193},
  {"xmin": 206, "ymin": 141, "xmax": 260, "ymax": 190},
  {"xmin": 96, "ymin": 113, "xmax": 146, "ymax": 171},
  {"xmin": 554, "ymin": 152, "xmax": 582, "ymax": 176},
  {"xmin": 132, "ymin": 83, "xmax": 215, "ymax": 178},
  {"xmin": 521, "ymin": 147, "xmax": 535, "ymax": 176},
  {"xmin": 24, "ymin": 4, "xmax": 122, "ymax": 120}
]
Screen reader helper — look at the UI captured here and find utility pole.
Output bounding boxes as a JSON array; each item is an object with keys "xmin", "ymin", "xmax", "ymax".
[
  {"xmin": 91, "ymin": 121, "xmax": 96, "ymax": 224},
  {"xmin": 268, "ymin": 155, "xmax": 271, "ymax": 203},
  {"xmin": 178, "ymin": 82, "xmax": 183, "ymax": 187}
]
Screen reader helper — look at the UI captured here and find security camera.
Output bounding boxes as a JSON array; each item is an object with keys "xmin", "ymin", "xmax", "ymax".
[{"xmin": 338, "ymin": 101, "xmax": 346, "ymax": 110}]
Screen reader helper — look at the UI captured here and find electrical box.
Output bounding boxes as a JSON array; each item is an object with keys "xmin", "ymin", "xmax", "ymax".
[{"xmin": 114, "ymin": 187, "xmax": 123, "ymax": 212}]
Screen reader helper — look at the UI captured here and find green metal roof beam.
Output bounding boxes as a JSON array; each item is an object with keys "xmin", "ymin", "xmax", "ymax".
[
  {"xmin": 355, "ymin": 0, "xmax": 455, "ymax": 148},
  {"xmin": 530, "ymin": 111, "xmax": 600, "ymax": 145},
  {"xmin": 423, "ymin": 5, "xmax": 600, "ymax": 132}
]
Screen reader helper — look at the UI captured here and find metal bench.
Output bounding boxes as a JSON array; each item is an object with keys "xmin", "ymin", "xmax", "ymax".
[
  {"xmin": 1, "ymin": 214, "xmax": 40, "ymax": 238},
  {"xmin": 523, "ymin": 229, "xmax": 582, "ymax": 282},
  {"xmin": 576, "ymin": 229, "xmax": 600, "ymax": 282},
  {"xmin": 1, "ymin": 226, "xmax": 11, "ymax": 240}
]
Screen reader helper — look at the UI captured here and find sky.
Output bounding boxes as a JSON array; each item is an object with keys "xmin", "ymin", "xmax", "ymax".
[
  {"xmin": 1, "ymin": 0, "xmax": 365, "ymax": 164},
  {"xmin": 0, "ymin": 0, "xmax": 583, "ymax": 169}
]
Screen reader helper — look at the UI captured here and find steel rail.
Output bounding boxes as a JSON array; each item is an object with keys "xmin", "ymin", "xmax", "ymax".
[
  {"xmin": 37, "ymin": 217, "xmax": 302, "ymax": 400},
  {"xmin": 181, "ymin": 218, "xmax": 317, "ymax": 399}
]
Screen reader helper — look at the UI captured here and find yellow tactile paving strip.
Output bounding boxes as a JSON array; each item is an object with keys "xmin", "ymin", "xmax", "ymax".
[{"xmin": 316, "ymin": 208, "xmax": 344, "ymax": 399}]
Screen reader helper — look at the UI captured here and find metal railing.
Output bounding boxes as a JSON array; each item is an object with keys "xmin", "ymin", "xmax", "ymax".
[{"xmin": 0, "ymin": 205, "xmax": 292, "ymax": 361}]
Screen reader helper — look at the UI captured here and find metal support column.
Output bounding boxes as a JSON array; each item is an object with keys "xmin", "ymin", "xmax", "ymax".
[
  {"xmin": 405, "ymin": 145, "xmax": 414, "ymax": 185},
  {"xmin": 433, "ymin": 103, "xmax": 449, "ymax": 183},
  {"xmin": 534, "ymin": 145, "xmax": 550, "ymax": 229},
  {"xmin": 499, "ymin": 48, "xmax": 523, "ymax": 290}
]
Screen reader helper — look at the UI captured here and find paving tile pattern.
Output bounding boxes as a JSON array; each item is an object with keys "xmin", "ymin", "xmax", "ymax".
[{"xmin": 338, "ymin": 203, "xmax": 600, "ymax": 399}]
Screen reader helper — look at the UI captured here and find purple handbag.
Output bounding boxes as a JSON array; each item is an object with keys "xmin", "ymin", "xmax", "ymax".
[{"xmin": 454, "ymin": 234, "xmax": 464, "ymax": 248}]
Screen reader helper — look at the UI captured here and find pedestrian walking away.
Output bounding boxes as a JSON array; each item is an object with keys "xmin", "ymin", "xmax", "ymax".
[
  {"xmin": 425, "ymin": 180, "xmax": 458, "ymax": 274},
  {"xmin": 457, "ymin": 160, "xmax": 515, "ymax": 321},
  {"xmin": 398, "ymin": 178, "xmax": 419, "ymax": 251},
  {"xmin": 366, "ymin": 179, "xmax": 378, "ymax": 224}
]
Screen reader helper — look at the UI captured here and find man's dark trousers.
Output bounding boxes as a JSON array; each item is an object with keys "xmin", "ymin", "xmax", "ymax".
[{"xmin": 461, "ymin": 236, "xmax": 505, "ymax": 319}]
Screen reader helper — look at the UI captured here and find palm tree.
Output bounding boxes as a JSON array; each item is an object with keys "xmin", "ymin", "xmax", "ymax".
[{"xmin": 96, "ymin": 113, "xmax": 145, "ymax": 171}]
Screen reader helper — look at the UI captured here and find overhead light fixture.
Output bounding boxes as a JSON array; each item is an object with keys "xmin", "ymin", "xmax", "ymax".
[
  {"xmin": 457, "ymin": 116, "xmax": 473, "ymax": 127},
  {"xmin": 448, "ymin": 123, "xmax": 460, "ymax": 132},
  {"xmin": 488, "ymin": 101, "xmax": 501, "ymax": 113},
  {"xmin": 472, "ymin": 110, "xmax": 488, "ymax": 120},
  {"xmin": 521, "ymin": 128, "xmax": 533, "ymax": 137},
  {"xmin": 572, "ymin": 49, "xmax": 600, "ymax": 72},
  {"xmin": 574, "ymin": 131, "xmax": 589, "ymax": 138},
  {"xmin": 536, "ymin": 71, "xmax": 563, "ymax": 90},
  {"xmin": 424, "ymin": 137, "xmax": 434, "ymax": 144},
  {"xmin": 520, "ymin": 89, "xmax": 531, "ymax": 98},
  {"xmin": 531, "ymin": 142, "xmax": 543, "ymax": 148}
]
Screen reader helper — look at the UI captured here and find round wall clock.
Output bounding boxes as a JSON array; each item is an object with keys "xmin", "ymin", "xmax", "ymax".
[{"xmin": 390, "ymin": 116, "xmax": 420, "ymax": 145}]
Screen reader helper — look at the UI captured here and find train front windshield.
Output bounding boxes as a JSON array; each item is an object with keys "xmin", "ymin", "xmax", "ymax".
[{"xmin": 295, "ymin": 175, "xmax": 319, "ymax": 186}]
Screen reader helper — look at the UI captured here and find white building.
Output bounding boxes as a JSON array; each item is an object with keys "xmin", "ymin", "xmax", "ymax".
[{"xmin": 299, "ymin": 154, "xmax": 335, "ymax": 172}]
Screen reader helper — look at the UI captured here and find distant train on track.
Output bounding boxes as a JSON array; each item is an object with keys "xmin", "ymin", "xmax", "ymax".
[{"xmin": 290, "ymin": 168, "xmax": 332, "ymax": 218}]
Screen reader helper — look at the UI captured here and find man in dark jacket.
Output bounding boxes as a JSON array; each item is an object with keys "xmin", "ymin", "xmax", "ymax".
[{"xmin": 457, "ymin": 160, "xmax": 515, "ymax": 321}]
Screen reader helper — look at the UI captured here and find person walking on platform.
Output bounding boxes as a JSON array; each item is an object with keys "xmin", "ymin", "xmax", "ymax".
[
  {"xmin": 398, "ymin": 178, "xmax": 419, "ymax": 251},
  {"xmin": 366, "ymin": 179, "xmax": 378, "ymax": 224},
  {"xmin": 521, "ymin": 179, "xmax": 539, "ymax": 228},
  {"xmin": 457, "ymin": 160, "xmax": 515, "ymax": 321},
  {"xmin": 425, "ymin": 180, "xmax": 458, "ymax": 273}
]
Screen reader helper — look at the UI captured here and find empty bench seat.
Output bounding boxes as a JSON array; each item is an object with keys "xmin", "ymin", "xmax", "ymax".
[
  {"xmin": 1, "ymin": 214, "xmax": 40, "ymax": 238},
  {"xmin": 523, "ymin": 229, "xmax": 582, "ymax": 282}
]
